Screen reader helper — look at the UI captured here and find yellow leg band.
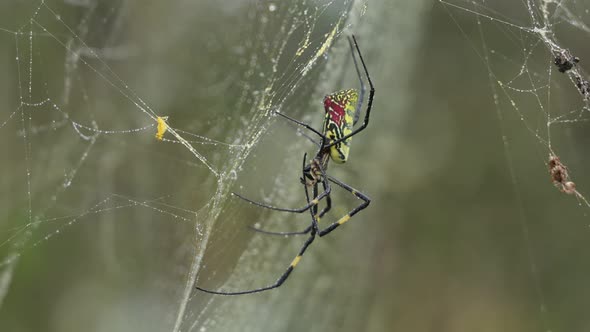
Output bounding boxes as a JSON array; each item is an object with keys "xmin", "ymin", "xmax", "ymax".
[
  {"xmin": 337, "ymin": 215, "xmax": 351, "ymax": 225},
  {"xmin": 291, "ymin": 255, "xmax": 302, "ymax": 267}
]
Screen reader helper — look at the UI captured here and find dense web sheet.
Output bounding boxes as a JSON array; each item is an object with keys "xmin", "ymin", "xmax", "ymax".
[
  {"xmin": 441, "ymin": 0, "xmax": 590, "ymax": 331},
  {"xmin": 0, "ymin": 0, "xmax": 385, "ymax": 331}
]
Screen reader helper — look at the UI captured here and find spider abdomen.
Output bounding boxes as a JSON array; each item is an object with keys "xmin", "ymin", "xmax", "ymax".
[{"xmin": 323, "ymin": 89, "xmax": 358, "ymax": 163}]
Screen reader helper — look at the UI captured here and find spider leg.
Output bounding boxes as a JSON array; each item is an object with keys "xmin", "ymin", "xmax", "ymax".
[
  {"xmin": 284, "ymin": 121, "xmax": 322, "ymax": 147},
  {"xmin": 297, "ymin": 129, "xmax": 322, "ymax": 148},
  {"xmin": 318, "ymin": 175, "xmax": 370, "ymax": 237},
  {"xmin": 248, "ymin": 157, "xmax": 331, "ymax": 236},
  {"xmin": 248, "ymin": 224, "xmax": 313, "ymax": 236},
  {"xmin": 196, "ymin": 169, "xmax": 320, "ymax": 296},
  {"xmin": 311, "ymin": 181, "xmax": 319, "ymax": 226},
  {"xmin": 274, "ymin": 111, "xmax": 328, "ymax": 141},
  {"xmin": 324, "ymin": 35, "xmax": 375, "ymax": 149},
  {"xmin": 348, "ymin": 35, "xmax": 365, "ymax": 125},
  {"xmin": 232, "ymin": 190, "xmax": 328, "ymax": 213},
  {"xmin": 316, "ymin": 180, "xmax": 332, "ymax": 223},
  {"xmin": 233, "ymin": 153, "xmax": 331, "ymax": 214},
  {"xmin": 249, "ymin": 182, "xmax": 331, "ymax": 236},
  {"xmin": 195, "ymin": 230, "xmax": 316, "ymax": 295}
]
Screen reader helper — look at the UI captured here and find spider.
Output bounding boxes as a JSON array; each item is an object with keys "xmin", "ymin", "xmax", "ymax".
[{"xmin": 196, "ymin": 35, "xmax": 374, "ymax": 295}]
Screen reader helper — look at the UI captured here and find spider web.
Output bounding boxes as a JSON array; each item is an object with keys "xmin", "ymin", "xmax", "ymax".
[
  {"xmin": 0, "ymin": 0, "xmax": 433, "ymax": 331},
  {"xmin": 440, "ymin": 0, "xmax": 590, "ymax": 331},
  {"xmin": 10, "ymin": 0, "xmax": 590, "ymax": 331}
]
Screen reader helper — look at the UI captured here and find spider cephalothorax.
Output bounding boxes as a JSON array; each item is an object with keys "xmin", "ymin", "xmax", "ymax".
[
  {"xmin": 300, "ymin": 154, "xmax": 329, "ymax": 186},
  {"xmin": 197, "ymin": 35, "xmax": 374, "ymax": 296}
]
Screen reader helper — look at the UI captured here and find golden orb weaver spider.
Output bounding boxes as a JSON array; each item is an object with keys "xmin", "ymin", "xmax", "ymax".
[{"xmin": 196, "ymin": 35, "xmax": 374, "ymax": 295}]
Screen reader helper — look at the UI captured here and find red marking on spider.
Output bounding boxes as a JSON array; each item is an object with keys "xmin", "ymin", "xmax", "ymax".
[{"xmin": 324, "ymin": 96, "xmax": 346, "ymax": 126}]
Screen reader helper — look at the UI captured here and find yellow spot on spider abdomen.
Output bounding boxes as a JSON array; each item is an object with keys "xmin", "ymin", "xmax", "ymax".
[
  {"xmin": 291, "ymin": 255, "xmax": 302, "ymax": 267},
  {"xmin": 155, "ymin": 116, "xmax": 169, "ymax": 140}
]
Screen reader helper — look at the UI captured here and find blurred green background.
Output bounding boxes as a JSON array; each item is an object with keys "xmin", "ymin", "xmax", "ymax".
[{"xmin": 1, "ymin": 0, "xmax": 590, "ymax": 331}]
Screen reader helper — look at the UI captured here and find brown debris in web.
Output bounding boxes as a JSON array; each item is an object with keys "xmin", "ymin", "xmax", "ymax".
[{"xmin": 548, "ymin": 154, "xmax": 577, "ymax": 195}]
